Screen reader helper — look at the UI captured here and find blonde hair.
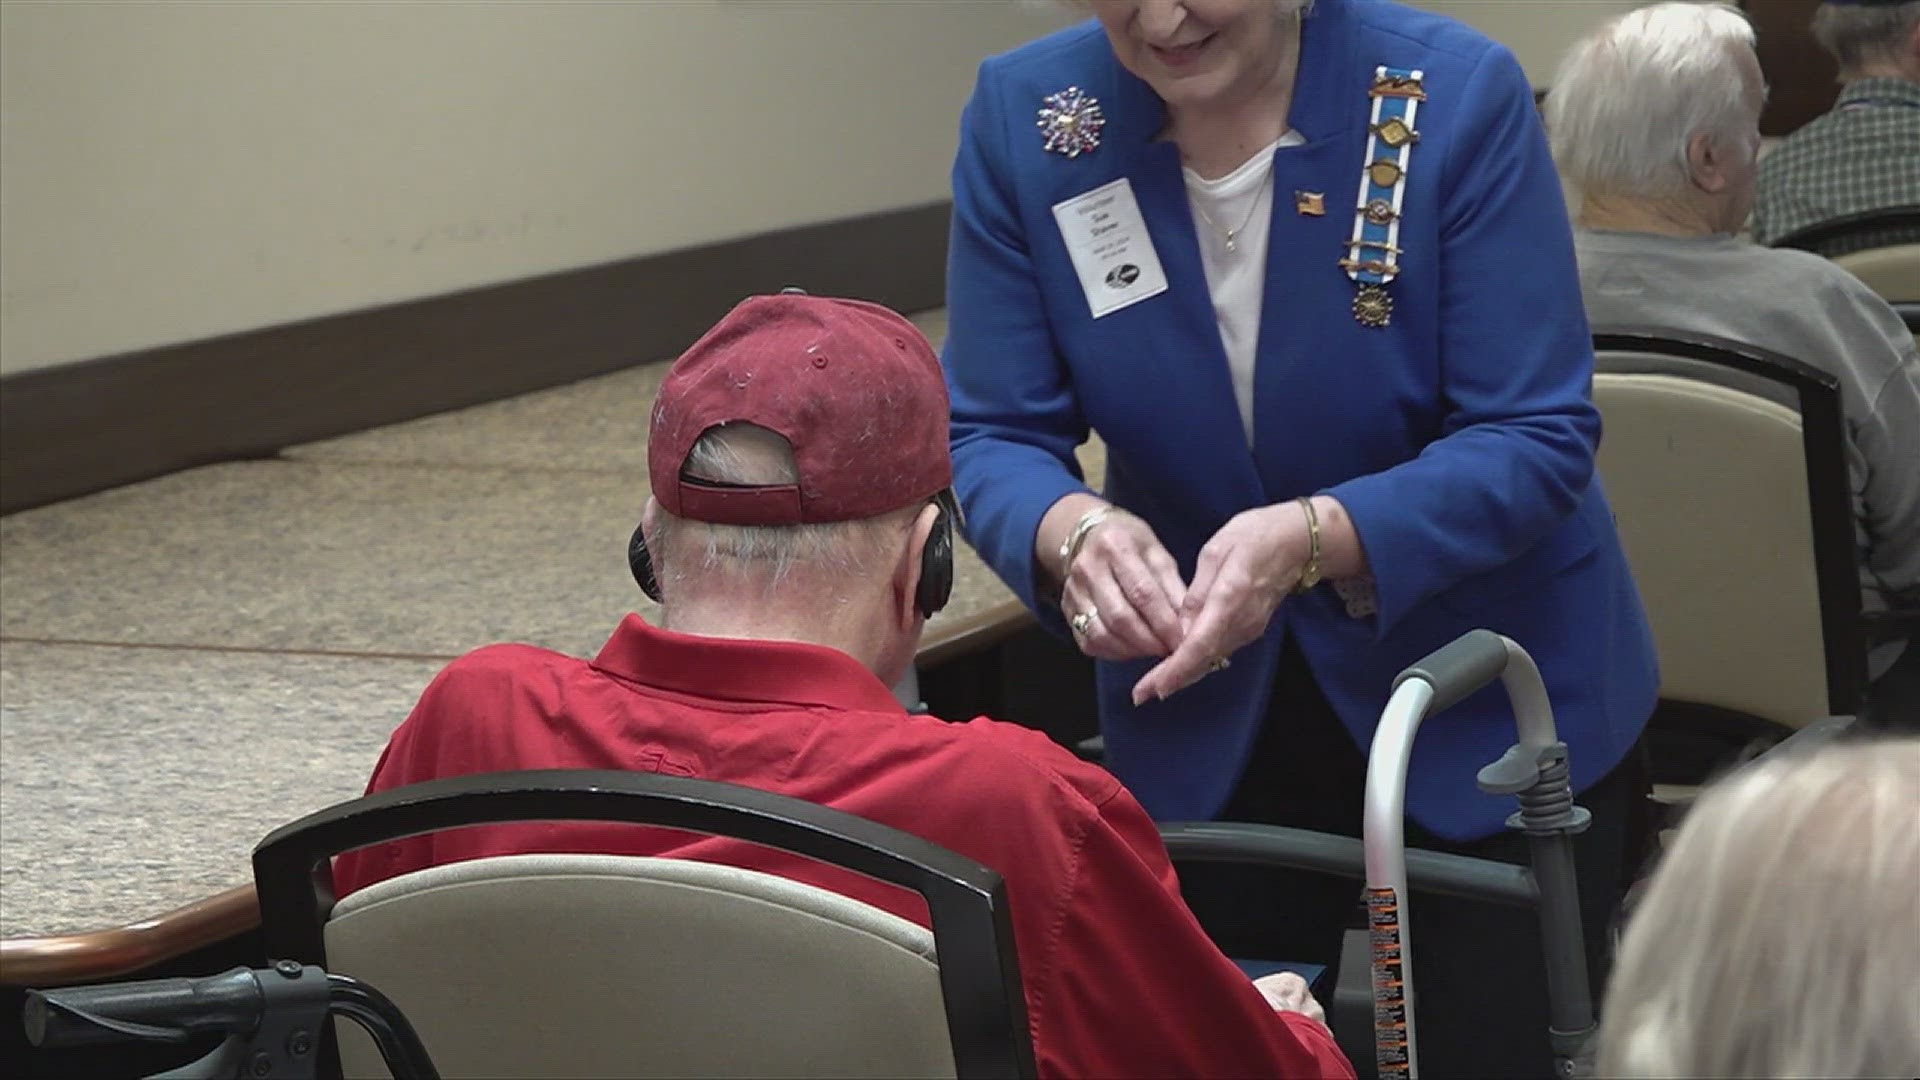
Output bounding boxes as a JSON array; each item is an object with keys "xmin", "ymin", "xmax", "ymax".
[{"xmin": 1598, "ymin": 737, "xmax": 1920, "ymax": 1078}]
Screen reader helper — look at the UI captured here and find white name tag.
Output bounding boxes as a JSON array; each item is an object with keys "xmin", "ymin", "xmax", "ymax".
[{"xmin": 1052, "ymin": 178, "xmax": 1170, "ymax": 319}]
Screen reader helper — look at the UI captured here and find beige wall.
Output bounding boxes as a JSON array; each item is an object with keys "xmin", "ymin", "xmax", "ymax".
[
  {"xmin": 0, "ymin": 1, "xmax": 1064, "ymax": 376},
  {"xmin": 1, "ymin": 0, "xmax": 1645, "ymax": 377},
  {"xmin": 1414, "ymin": 0, "xmax": 1647, "ymax": 84}
]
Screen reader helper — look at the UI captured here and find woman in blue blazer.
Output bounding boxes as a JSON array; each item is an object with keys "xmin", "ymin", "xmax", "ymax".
[{"xmin": 942, "ymin": 0, "xmax": 1660, "ymax": 1074}]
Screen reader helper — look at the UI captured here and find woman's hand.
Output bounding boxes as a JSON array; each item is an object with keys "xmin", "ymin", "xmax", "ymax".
[
  {"xmin": 1130, "ymin": 501, "xmax": 1312, "ymax": 703},
  {"xmin": 1042, "ymin": 499, "xmax": 1188, "ymax": 662}
]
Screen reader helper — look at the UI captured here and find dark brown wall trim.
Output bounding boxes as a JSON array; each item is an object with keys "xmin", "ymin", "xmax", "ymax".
[{"xmin": 0, "ymin": 201, "xmax": 952, "ymax": 516}]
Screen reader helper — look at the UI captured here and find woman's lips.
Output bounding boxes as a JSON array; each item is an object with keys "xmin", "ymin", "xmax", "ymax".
[{"xmin": 1150, "ymin": 34, "xmax": 1214, "ymax": 70}]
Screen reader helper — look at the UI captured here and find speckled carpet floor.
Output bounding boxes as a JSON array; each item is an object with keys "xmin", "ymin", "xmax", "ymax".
[{"xmin": 0, "ymin": 308, "xmax": 1106, "ymax": 938}]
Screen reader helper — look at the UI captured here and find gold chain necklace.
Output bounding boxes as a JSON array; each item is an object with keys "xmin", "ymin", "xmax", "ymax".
[{"xmin": 1192, "ymin": 166, "xmax": 1275, "ymax": 254}]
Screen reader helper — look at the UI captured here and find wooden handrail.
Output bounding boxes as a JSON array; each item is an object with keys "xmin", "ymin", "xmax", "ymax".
[
  {"xmin": 0, "ymin": 602, "xmax": 1044, "ymax": 989},
  {"xmin": 0, "ymin": 884, "xmax": 259, "ymax": 987},
  {"xmin": 917, "ymin": 599, "xmax": 1036, "ymax": 670}
]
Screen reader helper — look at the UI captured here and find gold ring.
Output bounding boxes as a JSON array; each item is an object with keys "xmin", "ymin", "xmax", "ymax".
[{"xmin": 1071, "ymin": 610, "xmax": 1097, "ymax": 637}]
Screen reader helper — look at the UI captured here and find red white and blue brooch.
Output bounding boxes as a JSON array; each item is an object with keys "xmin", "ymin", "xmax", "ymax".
[{"xmin": 1037, "ymin": 86, "xmax": 1105, "ymax": 158}]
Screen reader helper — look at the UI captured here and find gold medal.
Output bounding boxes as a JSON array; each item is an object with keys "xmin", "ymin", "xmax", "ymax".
[
  {"xmin": 1353, "ymin": 285, "xmax": 1393, "ymax": 327},
  {"xmin": 1371, "ymin": 73, "xmax": 1428, "ymax": 100},
  {"xmin": 1368, "ymin": 159, "xmax": 1403, "ymax": 188},
  {"xmin": 1373, "ymin": 117, "xmax": 1418, "ymax": 148},
  {"xmin": 1364, "ymin": 198, "xmax": 1397, "ymax": 225}
]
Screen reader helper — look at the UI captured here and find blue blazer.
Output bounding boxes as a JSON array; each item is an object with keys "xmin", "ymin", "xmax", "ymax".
[{"xmin": 942, "ymin": 0, "xmax": 1659, "ymax": 842}]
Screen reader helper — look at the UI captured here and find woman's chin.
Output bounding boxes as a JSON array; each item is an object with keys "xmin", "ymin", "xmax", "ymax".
[{"xmin": 1154, "ymin": 71, "xmax": 1237, "ymax": 111}]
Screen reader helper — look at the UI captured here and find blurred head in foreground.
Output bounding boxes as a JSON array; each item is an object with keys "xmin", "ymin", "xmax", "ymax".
[{"xmin": 1599, "ymin": 736, "xmax": 1920, "ymax": 1078}]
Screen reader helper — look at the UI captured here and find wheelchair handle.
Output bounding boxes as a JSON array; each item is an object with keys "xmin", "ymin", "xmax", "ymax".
[{"xmin": 24, "ymin": 967, "xmax": 268, "ymax": 1049}]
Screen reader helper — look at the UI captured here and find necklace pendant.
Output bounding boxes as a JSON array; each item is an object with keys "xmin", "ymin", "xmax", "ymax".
[{"xmin": 1225, "ymin": 232, "xmax": 1237, "ymax": 253}]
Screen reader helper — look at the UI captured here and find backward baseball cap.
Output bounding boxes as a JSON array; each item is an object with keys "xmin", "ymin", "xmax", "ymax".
[{"xmin": 648, "ymin": 292, "xmax": 953, "ymax": 525}]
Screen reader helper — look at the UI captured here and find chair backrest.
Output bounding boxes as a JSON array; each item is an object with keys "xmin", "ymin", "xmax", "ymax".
[
  {"xmin": 252, "ymin": 770, "xmax": 1035, "ymax": 1080},
  {"xmin": 325, "ymin": 853, "xmax": 952, "ymax": 1078},
  {"xmin": 1590, "ymin": 329, "xmax": 1865, "ymax": 728},
  {"xmin": 1770, "ymin": 204, "xmax": 1920, "ymax": 265},
  {"xmin": 1833, "ymin": 243, "xmax": 1920, "ymax": 305}
]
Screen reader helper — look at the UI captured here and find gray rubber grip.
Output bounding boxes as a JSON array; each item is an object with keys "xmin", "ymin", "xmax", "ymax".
[{"xmin": 1393, "ymin": 629, "xmax": 1509, "ymax": 713}]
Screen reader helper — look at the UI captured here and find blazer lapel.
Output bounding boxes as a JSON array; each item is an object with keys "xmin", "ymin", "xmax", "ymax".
[
  {"xmin": 1112, "ymin": 94, "xmax": 1266, "ymax": 507},
  {"xmin": 1251, "ymin": 0, "xmax": 1368, "ymax": 499}
]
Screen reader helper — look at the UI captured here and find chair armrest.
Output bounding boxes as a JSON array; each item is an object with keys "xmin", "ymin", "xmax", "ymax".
[
  {"xmin": 1753, "ymin": 715, "xmax": 1858, "ymax": 758},
  {"xmin": 1892, "ymin": 302, "xmax": 1919, "ymax": 335},
  {"xmin": 1862, "ymin": 608, "xmax": 1920, "ymax": 634},
  {"xmin": 1074, "ymin": 734, "xmax": 1105, "ymax": 764},
  {"xmin": 1158, "ymin": 821, "xmax": 1538, "ymax": 909}
]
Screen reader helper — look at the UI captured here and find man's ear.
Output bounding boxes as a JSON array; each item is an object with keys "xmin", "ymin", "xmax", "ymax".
[
  {"xmin": 1686, "ymin": 131, "xmax": 1729, "ymax": 194},
  {"xmin": 894, "ymin": 503, "xmax": 943, "ymax": 628},
  {"xmin": 640, "ymin": 498, "xmax": 662, "ymax": 546}
]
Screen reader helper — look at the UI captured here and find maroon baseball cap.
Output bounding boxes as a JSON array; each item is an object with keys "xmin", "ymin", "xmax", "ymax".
[{"xmin": 648, "ymin": 292, "xmax": 953, "ymax": 525}]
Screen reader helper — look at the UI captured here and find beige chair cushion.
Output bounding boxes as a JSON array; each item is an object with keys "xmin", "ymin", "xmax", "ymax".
[
  {"xmin": 1834, "ymin": 242, "xmax": 1920, "ymax": 304},
  {"xmin": 325, "ymin": 853, "xmax": 953, "ymax": 1079},
  {"xmin": 1594, "ymin": 370, "xmax": 1829, "ymax": 728}
]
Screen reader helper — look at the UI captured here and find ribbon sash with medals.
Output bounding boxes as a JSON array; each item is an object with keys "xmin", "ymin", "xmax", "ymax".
[
  {"xmin": 1324, "ymin": 67, "xmax": 1428, "ymax": 621},
  {"xmin": 1341, "ymin": 67, "xmax": 1425, "ymax": 328}
]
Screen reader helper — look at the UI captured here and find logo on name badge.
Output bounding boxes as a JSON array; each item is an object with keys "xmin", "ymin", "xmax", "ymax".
[{"xmin": 1104, "ymin": 263, "xmax": 1141, "ymax": 289}]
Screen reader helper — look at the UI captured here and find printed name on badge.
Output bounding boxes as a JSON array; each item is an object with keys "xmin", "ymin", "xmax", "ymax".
[{"xmin": 1051, "ymin": 179, "xmax": 1170, "ymax": 319}]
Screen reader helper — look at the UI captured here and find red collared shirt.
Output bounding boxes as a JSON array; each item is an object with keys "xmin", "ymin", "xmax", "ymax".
[{"xmin": 335, "ymin": 615, "xmax": 1353, "ymax": 1079}]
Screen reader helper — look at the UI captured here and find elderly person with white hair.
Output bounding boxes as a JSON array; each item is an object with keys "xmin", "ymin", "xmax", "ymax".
[
  {"xmin": 1547, "ymin": 1, "xmax": 1920, "ymax": 715},
  {"xmin": 1599, "ymin": 735, "xmax": 1920, "ymax": 1077},
  {"xmin": 1753, "ymin": 0, "xmax": 1920, "ymax": 252},
  {"xmin": 943, "ymin": 0, "xmax": 1661, "ymax": 1075}
]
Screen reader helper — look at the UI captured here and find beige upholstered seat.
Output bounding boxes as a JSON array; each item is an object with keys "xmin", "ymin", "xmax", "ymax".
[
  {"xmin": 325, "ymin": 853, "xmax": 954, "ymax": 1079},
  {"xmin": 1834, "ymin": 243, "xmax": 1920, "ymax": 304},
  {"xmin": 1593, "ymin": 365, "xmax": 1830, "ymax": 730}
]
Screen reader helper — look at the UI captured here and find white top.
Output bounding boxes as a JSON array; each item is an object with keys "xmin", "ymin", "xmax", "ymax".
[{"xmin": 1184, "ymin": 131, "xmax": 1306, "ymax": 444}]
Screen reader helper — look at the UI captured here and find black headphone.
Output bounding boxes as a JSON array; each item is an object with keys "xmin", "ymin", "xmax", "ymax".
[{"xmin": 630, "ymin": 490, "xmax": 956, "ymax": 619}]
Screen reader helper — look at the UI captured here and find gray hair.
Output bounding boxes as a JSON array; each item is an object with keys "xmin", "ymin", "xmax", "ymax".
[
  {"xmin": 647, "ymin": 423, "xmax": 908, "ymax": 597},
  {"xmin": 1545, "ymin": 2, "xmax": 1759, "ymax": 199},
  {"xmin": 1813, "ymin": 0, "xmax": 1920, "ymax": 71},
  {"xmin": 1598, "ymin": 737, "xmax": 1920, "ymax": 1078}
]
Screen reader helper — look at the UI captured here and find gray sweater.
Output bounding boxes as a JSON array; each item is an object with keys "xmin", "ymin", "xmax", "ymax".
[{"xmin": 1574, "ymin": 229, "xmax": 1920, "ymax": 673}]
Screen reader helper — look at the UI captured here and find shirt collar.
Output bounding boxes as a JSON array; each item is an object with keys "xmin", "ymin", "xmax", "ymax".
[
  {"xmin": 1837, "ymin": 77, "xmax": 1920, "ymax": 108},
  {"xmin": 592, "ymin": 613, "xmax": 907, "ymax": 715}
]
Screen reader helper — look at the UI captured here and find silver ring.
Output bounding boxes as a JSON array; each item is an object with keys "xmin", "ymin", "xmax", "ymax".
[
  {"xmin": 1071, "ymin": 609, "xmax": 1097, "ymax": 637},
  {"xmin": 1209, "ymin": 657, "xmax": 1231, "ymax": 673}
]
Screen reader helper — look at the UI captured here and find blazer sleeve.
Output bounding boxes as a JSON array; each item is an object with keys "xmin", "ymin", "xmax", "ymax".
[
  {"xmin": 1325, "ymin": 43, "xmax": 1603, "ymax": 634},
  {"xmin": 942, "ymin": 60, "xmax": 1095, "ymax": 629}
]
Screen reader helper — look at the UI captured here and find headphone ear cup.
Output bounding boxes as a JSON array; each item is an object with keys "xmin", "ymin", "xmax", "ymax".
[
  {"xmin": 629, "ymin": 524, "xmax": 663, "ymax": 603},
  {"xmin": 916, "ymin": 504, "xmax": 955, "ymax": 618}
]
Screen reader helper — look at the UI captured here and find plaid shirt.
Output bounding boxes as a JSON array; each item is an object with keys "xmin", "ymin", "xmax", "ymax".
[{"xmin": 1751, "ymin": 78, "xmax": 1920, "ymax": 255}]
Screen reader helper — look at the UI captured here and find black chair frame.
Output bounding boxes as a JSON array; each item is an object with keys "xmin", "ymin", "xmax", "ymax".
[
  {"xmin": 1592, "ymin": 328, "xmax": 1866, "ymax": 718},
  {"xmin": 1769, "ymin": 203, "xmax": 1920, "ymax": 258},
  {"xmin": 252, "ymin": 769, "xmax": 1037, "ymax": 1080}
]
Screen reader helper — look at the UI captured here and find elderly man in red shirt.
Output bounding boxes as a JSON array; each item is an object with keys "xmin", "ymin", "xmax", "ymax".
[{"xmin": 333, "ymin": 292, "xmax": 1353, "ymax": 1079}]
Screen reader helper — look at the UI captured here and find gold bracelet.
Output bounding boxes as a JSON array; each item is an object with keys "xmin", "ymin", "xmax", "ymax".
[
  {"xmin": 1058, "ymin": 506, "xmax": 1114, "ymax": 581},
  {"xmin": 1292, "ymin": 496, "xmax": 1323, "ymax": 594}
]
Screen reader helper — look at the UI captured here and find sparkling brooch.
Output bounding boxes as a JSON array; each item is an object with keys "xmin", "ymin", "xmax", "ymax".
[{"xmin": 1037, "ymin": 86, "xmax": 1105, "ymax": 158}]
